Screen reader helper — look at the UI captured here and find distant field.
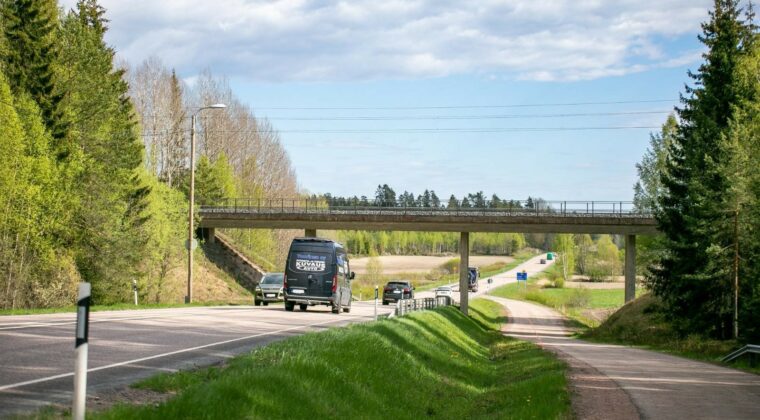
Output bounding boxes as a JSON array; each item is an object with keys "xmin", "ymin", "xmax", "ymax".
[{"xmin": 351, "ymin": 255, "xmax": 513, "ymax": 274}]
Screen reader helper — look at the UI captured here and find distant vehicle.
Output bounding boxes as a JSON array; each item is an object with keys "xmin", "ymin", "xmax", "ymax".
[
  {"xmin": 435, "ymin": 286, "xmax": 453, "ymax": 299},
  {"xmin": 283, "ymin": 238, "xmax": 354, "ymax": 314},
  {"xmin": 468, "ymin": 267, "xmax": 480, "ymax": 292},
  {"xmin": 255, "ymin": 272, "xmax": 284, "ymax": 306},
  {"xmin": 382, "ymin": 280, "xmax": 414, "ymax": 305},
  {"xmin": 540, "ymin": 259, "xmax": 546, "ymax": 264}
]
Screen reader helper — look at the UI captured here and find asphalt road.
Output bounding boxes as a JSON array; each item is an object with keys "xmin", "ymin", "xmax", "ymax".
[
  {"xmin": 488, "ymin": 295, "xmax": 760, "ymax": 420},
  {"xmin": 0, "ymin": 301, "xmax": 394, "ymax": 417},
  {"xmin": 415, "ymin": 252, "xmax": 555, "ymax": 301}
]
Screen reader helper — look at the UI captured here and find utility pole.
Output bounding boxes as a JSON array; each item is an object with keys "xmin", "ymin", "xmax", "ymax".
[
  {"xmin": 186, "ymin": 104, "xmax": 226, "ymax": 304},
  {"xmin": 733, "ymin": 209, "xmax": 739, "ymax": 340}
]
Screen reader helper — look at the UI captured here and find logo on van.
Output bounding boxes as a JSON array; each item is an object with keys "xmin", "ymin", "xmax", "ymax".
[{"xmin": 295, "ymin": 253, "xmax": 326, "ymax": 272}]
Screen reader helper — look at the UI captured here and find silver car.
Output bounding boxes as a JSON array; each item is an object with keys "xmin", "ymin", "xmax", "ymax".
[
  {"xmin": 435, "ymin": 286, "xmax": 453, "ymax": 298},
  {"xmin": 255, "ymin": 273, "xmax": 284, "ymax": 306}
]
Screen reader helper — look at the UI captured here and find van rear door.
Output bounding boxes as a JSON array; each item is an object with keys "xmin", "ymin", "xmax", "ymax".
[{"xmin": 287, "ymin": 249, "xmax": 332, "ymax": 297}]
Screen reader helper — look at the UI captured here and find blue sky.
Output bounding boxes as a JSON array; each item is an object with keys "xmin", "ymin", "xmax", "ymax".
[{"xmin": 60, "ymin": 0, "xmax": 720, "ymax": 201}]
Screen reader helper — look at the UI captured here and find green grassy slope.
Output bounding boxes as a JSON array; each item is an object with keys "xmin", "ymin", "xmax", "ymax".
[{"xmin": 95, "ymin": 299, "xmax": 569, "ymax": 419}]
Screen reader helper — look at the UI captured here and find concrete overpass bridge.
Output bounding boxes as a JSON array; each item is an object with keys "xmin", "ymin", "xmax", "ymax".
[{"xmin": 198, "ymin": 198, "xmax": 657, "ymax": 315}]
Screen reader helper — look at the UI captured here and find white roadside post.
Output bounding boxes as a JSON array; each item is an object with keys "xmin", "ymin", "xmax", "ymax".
[
  {"xmin": 132, "ymin": 280, "xmax": 138, "ymax": 306},
  {"xmin": 374, "ymin": 285, "xmax": 378, "ymax": 321},
  {"xmin": 73, "ymin": 282, "xmax": 91, "ymax": 420}
]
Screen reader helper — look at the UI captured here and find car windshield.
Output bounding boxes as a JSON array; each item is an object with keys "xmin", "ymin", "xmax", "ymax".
[
  {"xmin": 387, "ymin": 282, "xmax": 409, "ymax": 287},
  {"xmin": 437, "ymin": 287, "xmax": 451, "ymax": 291},
  {"xmin": 261, "ymin": 274, "xmax": 283, "ymax": 285}
]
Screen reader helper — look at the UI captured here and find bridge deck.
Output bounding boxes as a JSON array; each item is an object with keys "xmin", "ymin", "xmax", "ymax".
[{"xmin": 199, "ymin": 205, "xmax": 657, "ymax": 234}]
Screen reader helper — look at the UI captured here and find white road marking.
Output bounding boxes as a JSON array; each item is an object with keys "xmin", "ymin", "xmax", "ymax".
[{"xmin": 0, "ymin": 314, "xmax": 364, "ymax": 392}]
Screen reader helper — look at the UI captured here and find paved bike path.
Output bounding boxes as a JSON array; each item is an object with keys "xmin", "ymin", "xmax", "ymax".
[{"xmin": 486, "ymin": 296, "xmax": 760, "ymax": 420}]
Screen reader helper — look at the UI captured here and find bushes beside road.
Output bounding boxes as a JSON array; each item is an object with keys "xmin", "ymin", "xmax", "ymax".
[{"xmin": 96, "ymin": 299, "xmax": 569, "ymax": 419}]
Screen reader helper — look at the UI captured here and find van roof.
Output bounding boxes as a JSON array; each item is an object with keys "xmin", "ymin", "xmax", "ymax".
[{"xmin": 292, "ymin": 237, "xmax": 345, "ymax": 248}]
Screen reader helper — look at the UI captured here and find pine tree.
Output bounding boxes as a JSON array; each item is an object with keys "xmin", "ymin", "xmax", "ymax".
[{"xmin": 652, "ymin": 0, "xmax": 756, "ymax": 338}]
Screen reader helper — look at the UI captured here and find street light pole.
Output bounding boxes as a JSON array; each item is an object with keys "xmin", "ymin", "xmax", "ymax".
[{"xmin": 186, "ymin": 104, "xmax": 226, "ymax": 304}]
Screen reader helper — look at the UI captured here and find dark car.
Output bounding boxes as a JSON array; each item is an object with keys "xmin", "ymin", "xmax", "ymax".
[
  {"xmin": 283, "ymin": 238, "xmax": 354, "ymax": 314},
  {"xmin": 255, "ymin": 272, "xmax": 284, "ymax": 306},
  {"xmin": 468, "ymin": 267, "xmax": 480, "ymax": 292},
  {"xmin": 382, "ymin": 280, "xmax": 414, "ymax": 305}
]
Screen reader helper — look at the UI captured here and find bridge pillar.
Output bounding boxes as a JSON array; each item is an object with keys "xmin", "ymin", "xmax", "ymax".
[
  {"xmin": 305, "ymin": 229, "xmax": 317, "ymax": 238},
  {"xmin": 625, "ymin": 234, "xmax": 636, "ymax": 303},
  {"xmin": 198, "ymin": 228, "xmax": 215, "ymax": 244},
  {"xmin": 459, "ymin": 232, "xmax": 470, "ymax": 316}
]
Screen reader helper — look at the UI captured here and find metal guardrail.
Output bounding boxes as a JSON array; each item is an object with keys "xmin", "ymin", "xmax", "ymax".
[
  {"xmin": 395, "ymin": 297, "xmax": 453, "ymax": 316},
  {"xmin": 200, "ymin": 198, "xmax": 652, "ymax": 218},
  {"xmin": 721, "ymin": 344, "xmax": 760, "ymax": 363}
]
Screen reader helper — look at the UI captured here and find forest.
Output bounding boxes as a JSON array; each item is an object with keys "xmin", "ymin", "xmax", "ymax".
[
  {"xmin": 0, "ymin": 0, "xmax": 298, "ymax": 308},
  {"xmin": 629, "ymin": 1, "xmax": 760, "ymax": 341}
]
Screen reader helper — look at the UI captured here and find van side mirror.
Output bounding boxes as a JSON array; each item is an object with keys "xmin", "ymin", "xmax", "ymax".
[{"xmin": 350, "ymin": 271, "xmax": 355, "ymax": 280}]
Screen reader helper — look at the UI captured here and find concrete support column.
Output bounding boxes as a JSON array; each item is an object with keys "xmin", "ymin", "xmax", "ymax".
[
  {"xmin": 305, "ymin": 229, "xmax": 317, "ymax": 238},
  {"xmin": 625, "ymin": 234, "xmax": 636, "ymax": 303},
  {"xmin": 207, "ymin": 228, "xmax": 216, "ymax": 244},
  {"xmin": 459, "ymin": 232, "xmax": 470, "ymax": 316}
]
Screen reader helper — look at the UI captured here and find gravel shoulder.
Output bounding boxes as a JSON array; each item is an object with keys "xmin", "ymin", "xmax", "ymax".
[{"xmin": 485, "ymin": 295, "xmax": 760, "ymax": 420}]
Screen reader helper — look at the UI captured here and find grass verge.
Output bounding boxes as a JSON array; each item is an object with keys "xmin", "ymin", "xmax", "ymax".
[
  {"xmin": 96, "ymin": 299, "xmax": 569, "ymax": 419},
  {"xmin": 489, "ymin": 277, "xmax": 633, "ymax": 328}
]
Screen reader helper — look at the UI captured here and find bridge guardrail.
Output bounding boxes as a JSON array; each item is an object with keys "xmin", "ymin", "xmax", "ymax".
[
  {"xmin": 395, "ymin": 297, "xmax": 453, "ymax": 316},
  {"xmin": 200, "ymin": 198, "xmax": 653, "ymax": 218}
]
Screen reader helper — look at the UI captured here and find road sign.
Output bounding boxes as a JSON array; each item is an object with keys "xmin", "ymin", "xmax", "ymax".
[{"xmin": 517, "ymin": 272, "xmax": 528, "ymax": 281}]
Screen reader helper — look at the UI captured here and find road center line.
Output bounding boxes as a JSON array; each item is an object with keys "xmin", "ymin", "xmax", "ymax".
[{"xmin": 0, "ymin": 315, "xmax": 363, "ymax": 392}]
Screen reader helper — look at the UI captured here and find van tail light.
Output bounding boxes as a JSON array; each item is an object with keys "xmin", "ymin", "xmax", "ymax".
[
  {"xmin": 403, "ymin": 288, "xmax": 410, "ymax": 293},
  {"xmin": 332, "ymin": 275, "xmax": 338, "ymax": 293},
  {"xmin": 283, "ymin": 273, "xmax": 288, "ymax": 289}
]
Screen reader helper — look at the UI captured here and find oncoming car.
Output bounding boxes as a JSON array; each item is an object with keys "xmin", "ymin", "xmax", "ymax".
[
  {"xmin": 434, "ymin": 286, "xmax": 453, "ymax": 299},
  {"xmin": 255, "ymin": 273, "xmax": 284, "ymax": 306}
]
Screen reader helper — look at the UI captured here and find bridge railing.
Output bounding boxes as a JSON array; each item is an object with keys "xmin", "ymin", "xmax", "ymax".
[{"xmin": 199, "ymin": 198, "xmax": 652, "ymax": 218}]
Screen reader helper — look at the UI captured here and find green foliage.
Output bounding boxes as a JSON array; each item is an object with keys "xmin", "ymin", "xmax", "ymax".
[
  {"xmin": 103, "ymin": 300, "xmax": 569, "ymax": 419},
  {"xmin": 1, "ymin": 0, "xmax": 69, "ymax": 146},
  {"xmin": 0, "ymin": 73, "xmax": 78, "ymax": 309},
  {"xmin": 551, "ymin": 234, "xmax": 574, "ymax": 282},
  {"xmin": 650, "ymin": 1, "xmax": 758, "ymax": 339},
  {"xmin": 337, "ymin": 231, "xmax": 526, "ymax": 256}
]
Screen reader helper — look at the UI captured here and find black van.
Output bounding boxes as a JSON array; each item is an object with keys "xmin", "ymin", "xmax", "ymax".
[{"xmin": 283, "ymin": 238, "xmax": 355, "ymax": 313}]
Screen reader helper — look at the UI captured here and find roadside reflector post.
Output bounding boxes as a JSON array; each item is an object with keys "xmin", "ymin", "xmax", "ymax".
[
  {"xmin": 374, "ymin": 285, "xmax": 378, "ymax": 321},
  {"xmin": 73, "ymin": 282, "xmax": 91, "ymax": 420},
  {"xmin": 132, "ymin": 279, "xmax": 138, "ymax": 306}
]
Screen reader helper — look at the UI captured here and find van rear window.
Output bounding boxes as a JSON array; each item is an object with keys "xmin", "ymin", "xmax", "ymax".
[{"xmin": 290, "ymin": 252, "xmax": 328, "ymax": 272}]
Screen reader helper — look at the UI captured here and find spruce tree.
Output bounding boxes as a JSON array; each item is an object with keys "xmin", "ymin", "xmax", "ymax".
[
  {"xmin": 58, "ymin": 1, "xmax": 149, "ymax": 302},
  {"xmin": 651, "ymin": 0, "xmax": 756, "ymax": 338},
  {"xmin": 1, "ymin": 0, "xmax": 69, "ymax": 154}
]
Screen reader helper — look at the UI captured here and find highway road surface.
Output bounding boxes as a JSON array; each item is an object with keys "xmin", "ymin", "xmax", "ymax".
[
  {"xmin": 0, "ymin": 301, "xmax": 394, "ymax": 417},
  {"xmin": 488, "ymin": 295, "xmax": 760, "ymax": 420},
  {"xmin": 0, "ymin": 254, "xmax": 551, "ymax": 417}
]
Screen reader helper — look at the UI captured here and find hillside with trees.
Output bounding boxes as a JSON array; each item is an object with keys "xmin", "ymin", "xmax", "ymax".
[
  {"xmin": 633, "ymin": 0, "xmax": 759, "ymax": 341},
  {"xmin": 0, "ymin": 0, "xmax": 298, "ymax": 309}
]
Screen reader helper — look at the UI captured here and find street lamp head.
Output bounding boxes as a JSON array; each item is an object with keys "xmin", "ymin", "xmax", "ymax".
[{"xmin": 208, "ymin": 103, "xmax": 226, "ymax": 109}]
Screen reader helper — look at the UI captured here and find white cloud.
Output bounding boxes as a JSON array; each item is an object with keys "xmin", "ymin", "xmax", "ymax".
[{"xmin": 60, "ymin": 0, "xmax": 713, "ymax": 82}]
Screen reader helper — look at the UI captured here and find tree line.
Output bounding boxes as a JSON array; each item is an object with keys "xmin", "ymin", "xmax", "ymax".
[
  {"xmin": 336, "ymin": 231, "xmax": 527, "ymax": 256},
  {"xmin": 633, "ymin": 0, "xmax": 759, "ymax": 341},
  {"xmin": 0, "ymin": 0, "xmax": 297, "ymax": 308},
  {"xmin": 317, "ymin": 184, "xmax": 542, "ymax": 209}
]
